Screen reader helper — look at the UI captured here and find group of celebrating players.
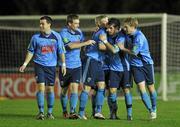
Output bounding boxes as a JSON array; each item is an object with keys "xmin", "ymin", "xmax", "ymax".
[{"xmin": 19, "ymin": 14, "xmax": 157, "ymax": 121}]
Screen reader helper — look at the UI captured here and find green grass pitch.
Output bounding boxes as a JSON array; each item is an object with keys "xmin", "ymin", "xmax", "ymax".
[{"xmin": 0, "ymin": 99, "xmax": 180, "ymax": 127}]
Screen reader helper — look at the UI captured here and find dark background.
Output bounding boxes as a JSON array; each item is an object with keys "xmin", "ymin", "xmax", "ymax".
[
  {"xmin": 0, "ymin": 0, "xmax": 179, "ymax": 15},
  {"xmin": 0, "ymin": 0, "xmax": 177, "ymax": 71}
]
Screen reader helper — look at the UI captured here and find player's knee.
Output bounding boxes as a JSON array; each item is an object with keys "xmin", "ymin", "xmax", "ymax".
[
  {"xmin": 148, "ymin": 84, "xmax": 155, "ymax": 92},
  {"xmin": 70, "ymin": 83, "xmax": 79, "ymax": 93},
  {"xmin": 37, "ymin": 83, "xmax": 45, "ymax": 92},
  {"xmin": 46, "ymin": 86, "xmax": 54, "ymax": 93},
  {"xmin": 84, "ymin": 85, "xmax": 91, "ymax": 92},
  {"xmin": 109, "ymin": 88, "xmax": 117, "ymax": 94},
  {"xmin": 138, "ymin": 81, "xmax": 146, "ymax": 92},
  {"xmin": 123, "ymin": 88, "xmax": 130, "ymax": 94},
  {"xmin": 97, "ymin": 82, "xmax": 105, "ymax": 89}
]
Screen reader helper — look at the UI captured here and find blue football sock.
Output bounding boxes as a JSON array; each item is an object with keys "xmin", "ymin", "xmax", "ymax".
[
  {"xmin": 124, "ymin": 92, "xmax": 132, "ymax": 116},
  {"xmin": 36, "ymin": 91, "xmax": 44, "ymax": 113},
  {"xmin": 95, "ymin": 89, "xmax": 105, "ymax": 113},
  {"xmin": 107, "ymin": 95, "xmax": 112, "ymax": 113},
  {"xmin": 109, "ymin": 93, "xmax": 117, "ymax": 102},
  {"xmin": 79, "ymin": 91, "xmax": 88, "ymax": 116},
  {"xmin": 108, "ymin": 93, "xmax": 117, "ymax": 114},
  {"xmin": 140, "ymin": 92, "xmax": 152, "ymax": 112},
  {"xmin": 47, "ymin": 92, "xmax": 55, "ymax": 114},
  {"xmin": 150, "ymin": 91, "xmax": 157, "ymax": 112},
  {"xmin": 60, "ymin": 94, "xmax": 68, "ymax": 113},
  {"xmin": 70, "ymin": 93, "xmax": 78, "ymax": 113}
]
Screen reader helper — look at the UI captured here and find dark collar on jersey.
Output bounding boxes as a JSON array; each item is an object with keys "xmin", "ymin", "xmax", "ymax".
[
  {"xmin": 66, "ymin": 26, "xmax": 81, "ymax": 35},
  {"xmin": 98, "ymin": 27, "xmax": 106, "ymax": 31},
  {"xmin": 39, "ymin": 32, "xmax": 57, "ymax": 40}
]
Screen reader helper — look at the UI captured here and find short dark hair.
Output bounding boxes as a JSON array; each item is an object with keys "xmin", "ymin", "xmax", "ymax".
[
  {"xmin": 108, "ymin": 18, "xmax": 121, "ymax": 30},
  {"xmin": 40, "ymin": 15, "xmax": 53, "ymax": 24},
  {"xmin": 66, "ymin": 14, "xmax": 79, "ymax": 24}
]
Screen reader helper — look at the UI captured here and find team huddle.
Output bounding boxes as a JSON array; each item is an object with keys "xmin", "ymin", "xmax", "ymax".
[{"xmin": 19, "ymin": 14, "xmax": 157, "ymax": 121}]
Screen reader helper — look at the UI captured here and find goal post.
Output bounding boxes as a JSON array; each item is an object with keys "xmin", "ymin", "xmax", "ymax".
[{"xmin": 161, "ymin": 13, "xmax": 167, "ymax": 101}]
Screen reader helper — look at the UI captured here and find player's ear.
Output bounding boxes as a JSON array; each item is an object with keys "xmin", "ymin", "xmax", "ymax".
[{"xmin": 68, "ymin": 22, "xmax": 71, "ymax": 26}]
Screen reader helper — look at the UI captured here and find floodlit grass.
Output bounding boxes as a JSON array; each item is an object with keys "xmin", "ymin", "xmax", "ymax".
[{"xmin": 0, "ymin": 99, "xmax": 180, "ymax": 127}]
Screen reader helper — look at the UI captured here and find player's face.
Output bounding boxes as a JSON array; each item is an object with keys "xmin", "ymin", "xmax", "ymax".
[
  {"xmin": 101, "ymin": 17, "xmax": 108, "ymax": 27},
  {"xmin": 69, "ymin": 19, "xmax": 80, "ymax": 31},
  {"xmin": 40, "ymin": 19, "xmax": 51, "ymax": 33},
  {"xmin": 123, "ymin": 23, "xmax": 135, "ymax": 35},
  {"xmin": 107, "ymin": 25, "xmax": 118, "ymax": 36}
]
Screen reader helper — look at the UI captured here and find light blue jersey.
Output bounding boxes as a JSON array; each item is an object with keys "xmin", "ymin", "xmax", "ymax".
[
  {"xmin": 102, "ymin": 52, "xmax": 110, "ymax": 71},
  {"xmin": 28, "ymin": 30, "xmax": 65, "ymax": 66},
  {"xmin": 128, "ymin": 29, "xmax": 154, "ymax": 67},
  {"xmin": 108, "ymin": 32, "xmax": 130, "ymax": 72},
  {"xmin": 86, "ymin": 27, "xmax": 106, "ymax": 61},
  {"xmin": 60, "ymin": 27, "xmax": 84, "ymax": 68}
]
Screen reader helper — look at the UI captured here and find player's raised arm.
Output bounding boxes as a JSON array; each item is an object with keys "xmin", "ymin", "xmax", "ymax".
[
  {"xmin": 101, "ymin": 34, "xmax": 119, "ymax": 53},
  {"xmin": 98, "ymin": 34, "xmax": 107, "ymax": 51}
]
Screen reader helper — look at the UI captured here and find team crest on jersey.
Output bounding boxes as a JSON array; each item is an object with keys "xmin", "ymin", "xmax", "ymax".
[{"xmin": 63, "ymin": 38, "xmax": 69, "ymax": 43}]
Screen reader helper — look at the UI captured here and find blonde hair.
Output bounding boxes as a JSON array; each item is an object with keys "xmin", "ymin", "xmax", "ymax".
[
  {"xmin": 95, "ymin": 15, "xmax": 108, "ymax": 25},
  {"xmin": 123, "ymin": 17, "xmax": 138, "ymax": 28}
]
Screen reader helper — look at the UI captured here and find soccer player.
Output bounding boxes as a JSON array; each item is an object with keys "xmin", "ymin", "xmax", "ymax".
[
  {"xmin": 78, "ymin": 15, "xmax": 108, "ymax": 120},
  {"xmin": 101, "ymin": 18, "xmax": 133, "ymax": 120},
  {"xmin": 59, "ymin": 14, "xmax": 95, "ymax": 119},
  {"xmin": 122, "ymin": 17, "xmax": 157, "ymax": 119},
  {"xmin": 19, "ymin": 16, "xmax": 66, "ymax": 120},
  {"xmin": 90, "ymin": 15, "xmax": 110, "ymax": 118}
]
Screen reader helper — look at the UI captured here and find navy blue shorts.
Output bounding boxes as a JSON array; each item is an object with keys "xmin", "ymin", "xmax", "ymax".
[
  {"xmin": 34, "ymin": 63, "xmax": 56, "ymax": 86},
  {"xmin": 82, "ymin": 57, "xmax": 105, "ymax": 87},
  {"xmin": 109, "ymin": 70, "xmax": 132, "ymax": 88},
  {"xmin": 104, "ymin": 70, "xmax": 110, "ymax": 86},
  {"xmin": 59, "ymin": 67, "xmax": 81, "ymax": 88},
  {"xmin": 131, "ymin": 64, "xmax": 155, "ymax": 85}
]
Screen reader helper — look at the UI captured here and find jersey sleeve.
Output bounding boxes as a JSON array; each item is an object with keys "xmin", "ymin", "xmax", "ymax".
[
  {"xmin": 57, "ymin": 33, "xmax": 66, "ymax": 54},
  {"xmin": 79, "ymin": 29, "xmax": 85, "ymax": 42},
  {"xmin": 132, "ymin": 35, "xmax": 143, "ymax": 55},
  {"xmin": 116, "ymin": 35, "xmax": 125, "ymax": 44},
  {"xmin": 113, "ymin": 35, "xmax": 126, "ymax": 52},
  {"xmin": 27, "ymin": 35, "xmax": 36, "ymax": 54},
  {"xmin": 60, "ymin": 31, "xmax": 71, "ymax": 46},
  {"xmin": 98, "ymin": 29, "xmax": 107, "ymax": 44}
]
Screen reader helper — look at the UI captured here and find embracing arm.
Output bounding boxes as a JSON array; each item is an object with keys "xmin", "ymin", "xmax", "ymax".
[{"xmin": 67, "ymin": 40, "xmax": 96, "ymax": 49}]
